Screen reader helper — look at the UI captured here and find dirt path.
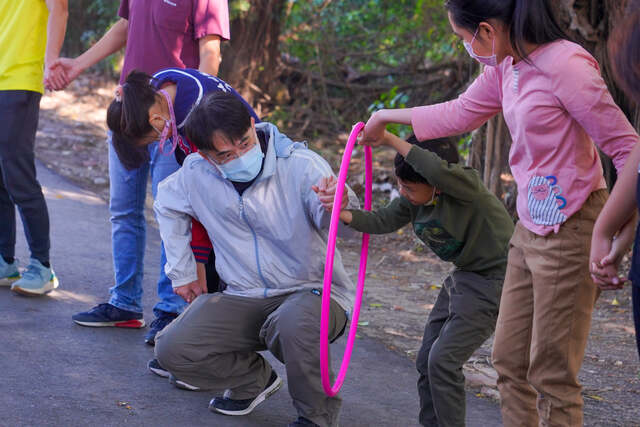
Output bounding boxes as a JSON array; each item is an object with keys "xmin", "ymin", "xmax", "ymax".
[{"xmin": 36, "ymin": 80, "xmax": 639, "ymax": 426}]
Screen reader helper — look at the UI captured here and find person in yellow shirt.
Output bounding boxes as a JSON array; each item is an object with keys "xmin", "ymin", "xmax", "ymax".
[{"xmin": 0, "ymin": 0, "xmax": 68, "ymax": 295}]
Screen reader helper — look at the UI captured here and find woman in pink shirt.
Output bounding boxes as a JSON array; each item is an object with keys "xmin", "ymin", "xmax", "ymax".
[{"xmin": 360, "ymin": 0, "xmax": 639, "ymax": 425}]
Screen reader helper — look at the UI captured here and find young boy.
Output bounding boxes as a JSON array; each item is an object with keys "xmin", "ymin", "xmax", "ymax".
[{"xmin": 318, "ymin": 131, "xmax": 514, "ymax": 426}]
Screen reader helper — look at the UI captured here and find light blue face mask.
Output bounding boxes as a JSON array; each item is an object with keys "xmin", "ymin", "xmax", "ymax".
[
  {"xmin": 217, "ymin": 143, "xmax": 264, "ymax": 182},
  {"xmin": 463, "ymin": 28, "xmax": 498, "ymax": 67}
]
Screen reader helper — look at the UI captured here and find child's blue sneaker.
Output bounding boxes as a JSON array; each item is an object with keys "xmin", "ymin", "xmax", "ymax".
[
  {"xmin": 11, "ymin": 258, "xmax": 58, "ymax": 296},
  {"xmin": 0, "ymin": 256, "xmax": 20, "ymax": 286}
]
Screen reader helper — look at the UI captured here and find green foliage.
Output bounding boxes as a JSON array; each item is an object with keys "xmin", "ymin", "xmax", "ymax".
[
  {"xmin": 367, "ymin": 86, "xmax": 412, "ymax": 139},
  {"xmin": 229, "ymin": 0, "xmax": 251, "ymax": 19},
  {"xmin": 282, "ymin": 0, "xmax": 458, "ymax": 72},
  {"xmin": 277, "ymin": 0, "xmax": 469, "ymax": 137},
  {"xmin": 64, "ymin": 0, "xmax": 121, "ymax": 75}
]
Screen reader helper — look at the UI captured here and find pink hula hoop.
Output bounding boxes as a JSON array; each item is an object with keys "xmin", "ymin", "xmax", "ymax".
[{"xmin": 320, "ymin": 122, "xmax": 372, "ymax": 397}]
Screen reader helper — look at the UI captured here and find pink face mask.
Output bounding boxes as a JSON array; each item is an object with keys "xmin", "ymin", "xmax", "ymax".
[
  {"xmin": 151, "ymin": 89, "xmax": 179, "ymax": 155},
  {"xmin": 463, "ymin": 28, "xmax": 498, "ymax": 67}
]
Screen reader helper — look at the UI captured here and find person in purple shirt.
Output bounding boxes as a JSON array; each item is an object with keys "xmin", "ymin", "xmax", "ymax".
[{"xmin": 47, "ymin": 0, "xmax": 230, "ymax": 345}]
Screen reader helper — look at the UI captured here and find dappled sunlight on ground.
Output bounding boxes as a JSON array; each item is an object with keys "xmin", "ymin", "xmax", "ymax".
[
  {"xmin": 42, "ymin": 186, "xmax": 104, "ymax": 206},
  {"xmin": 47, "ymin": 289, "xmax": 96, "ymax": 305}
]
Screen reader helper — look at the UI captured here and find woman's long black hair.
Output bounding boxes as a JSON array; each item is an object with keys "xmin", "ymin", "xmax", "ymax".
[
  {"xmin": 445, "ymin": 0, "xmax": 567, "ymax": 63},
  {"xmin": 106, "ymin": 70, "xmax": 160, "ymax": 169}
]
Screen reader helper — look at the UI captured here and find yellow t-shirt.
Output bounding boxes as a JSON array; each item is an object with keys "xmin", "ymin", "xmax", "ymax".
[{"xmin": 0, "ymin": 0, "xmax": 48, "ymax": 93}]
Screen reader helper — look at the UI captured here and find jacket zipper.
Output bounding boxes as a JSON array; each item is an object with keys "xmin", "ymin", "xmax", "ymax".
[{"xmin": 238, "ymin": 195, "xmax": 271, "ymax": 292}]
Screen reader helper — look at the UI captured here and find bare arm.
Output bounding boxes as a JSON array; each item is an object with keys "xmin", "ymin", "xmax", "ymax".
[
  {"xmin": 590, "ymin": 143, "xmax": 640, "ymax": 288},
  {"xmin": 74, "ymin": 18, "xmax": 129, "ymax": 74},
  {"xmin": 44, "ymin": 0, "xmax": 68, "ymax": 67},
  {"xmin": 43, "ymin": 0, "xmax": 68, "ymax": 89},
  {"xmin": 593, "ymin": 144, "xmax": 640, "ymax": 238},
  {"xmin": 47, "ymin": 18, "xmax": 128, "ymax": 90},
  {"xmin": 198, "ymin": 34, "xmax": 222, "ymax": 76}
]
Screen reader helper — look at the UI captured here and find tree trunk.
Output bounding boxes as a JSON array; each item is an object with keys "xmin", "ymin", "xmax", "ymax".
[
  {"xmin": 218, "ymin": 0, "xmax": 286, "ymax": 115},
  {"xmin": 555, "ymin": 0, "xmax": 640, "ymax": 188}
]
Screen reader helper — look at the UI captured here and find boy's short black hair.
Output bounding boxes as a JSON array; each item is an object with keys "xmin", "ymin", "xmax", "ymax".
[
  {"xmin": 394, "ymin": 135, "xmax": 460, "ymax": 185},
  {"xmin": 184, "ymin": 92, "xmax": 252, "ymax": 151}
]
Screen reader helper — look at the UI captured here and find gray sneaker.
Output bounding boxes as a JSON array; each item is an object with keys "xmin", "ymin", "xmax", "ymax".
[
  {"xmin": 0, "ymin": 256, "xmax": 20, "ymax": 286},
  {"xmin": 11, "ymin": 258, "xmax": 58, "ymax": 296}
]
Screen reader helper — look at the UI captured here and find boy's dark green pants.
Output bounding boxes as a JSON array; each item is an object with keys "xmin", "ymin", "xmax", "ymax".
[{"xmin": 417, "ymin": 269, "xmax": 502, "ymax": 427}]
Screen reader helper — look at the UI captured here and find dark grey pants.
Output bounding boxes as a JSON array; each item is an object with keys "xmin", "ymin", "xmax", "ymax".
[
  {"xmin": 0, "ymin": 90, "xmax": 49, "ymax": 263},
  {"xmin": 155, "ymin": 289, "xmax": 347, "ymax": 427},
  {"xmin": 416, "ymin": 270, "xmax": 502, "ymax": 427}
]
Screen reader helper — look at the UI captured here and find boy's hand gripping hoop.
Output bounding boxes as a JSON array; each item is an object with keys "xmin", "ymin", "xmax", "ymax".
[{"xmin": 320, "ymin": 122, "xmax": 372, "ymax": 396}]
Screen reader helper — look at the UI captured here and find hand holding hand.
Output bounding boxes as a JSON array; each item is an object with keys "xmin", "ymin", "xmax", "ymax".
[
  {"xmin": 589, "ymin": 236, "xmax": 626, "ymax": 290},
  {"xmin": 44, "ymin": 61, "xmax": 69, "ymax": 91},
  {"xmin": 44, "ymin": 57, "xmax": 83, "ymax": 91},
  {"xmin": 312, "ymin": 176, "xmax": 348, "ymax": 212}
]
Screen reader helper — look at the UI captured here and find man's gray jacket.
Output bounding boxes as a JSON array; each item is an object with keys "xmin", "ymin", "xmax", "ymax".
[{"xmin": 154, "ymin": 122, "xmax": 359, "ymax": 313}]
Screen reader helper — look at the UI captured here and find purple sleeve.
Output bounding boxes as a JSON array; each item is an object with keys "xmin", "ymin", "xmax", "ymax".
[
  {"xmin": 118, "ymin": 0, "xmax": 129, "ymax": 20},
  {"xmin": 193, "ymin": 0, "xmax": 230, "ymax": 41},
  {"xmin": 411, "ymin": 65, "xmax": 503, "ymax": 141},
  {"xmin": 553, "ymin": 50, "xmax": 639, "ymax": 173}
]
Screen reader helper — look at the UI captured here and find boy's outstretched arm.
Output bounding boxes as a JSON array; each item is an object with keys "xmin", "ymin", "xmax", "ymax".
[
  {"xmin": 374, "ymin": 131, "xmax": 481, "ymax": 201},
  {"xmin": 315, "ymin": 176, "xmax": 412, "ymax": 235}
]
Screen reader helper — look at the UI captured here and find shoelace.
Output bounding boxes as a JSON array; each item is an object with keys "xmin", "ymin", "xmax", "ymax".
[{"xmin": 21, "ymin": 264, "xmax": 44, "ymax": 281}]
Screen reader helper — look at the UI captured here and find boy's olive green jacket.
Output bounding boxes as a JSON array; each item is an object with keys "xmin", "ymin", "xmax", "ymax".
[{"xmin": 349, "ymin": 146, "xmax": 514, "ymax": 277}]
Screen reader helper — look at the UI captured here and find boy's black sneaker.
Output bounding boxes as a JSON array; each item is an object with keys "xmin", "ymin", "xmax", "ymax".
[
  {"xmin": 208, "ymin": 371, "xmax": 283, "ymax": 416},
  {"xmin": 288, "ymin": 416, "xmax": 320, "ymax": 426},
  {"xmin": 72, "ymin": 303, "xmax": 145, "ymax": 328},
  {"xmin": 144, "ymin": 311, "xmax": 178, "ymax": 346},
  {"xmin": 147, "ymin": 358, "xmax": 170, "ymax": 378}
]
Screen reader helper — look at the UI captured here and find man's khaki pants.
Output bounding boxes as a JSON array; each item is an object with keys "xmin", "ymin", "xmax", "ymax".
[
  {"xmin": 493, "ymin": 190, "xmax": 606, "ymax": 427},
  {"xmin": 155, "ymin": 289, "xmax": 347, "ymax": 427}
]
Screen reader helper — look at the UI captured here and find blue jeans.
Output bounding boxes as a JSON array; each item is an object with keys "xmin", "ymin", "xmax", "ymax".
[{"xmin": 107, "ymin": 134, "xmax": 185, "ymax": 316}]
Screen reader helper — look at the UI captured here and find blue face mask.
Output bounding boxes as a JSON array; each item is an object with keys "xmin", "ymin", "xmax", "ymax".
[{"xmin": 217, "ymin": 143, "xmax": 264, "ymax": 182}]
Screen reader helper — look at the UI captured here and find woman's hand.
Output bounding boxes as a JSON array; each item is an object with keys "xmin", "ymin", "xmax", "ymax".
[{"xmin": 360, "ymin": 111, "xmax": 389, "ymax": 147}]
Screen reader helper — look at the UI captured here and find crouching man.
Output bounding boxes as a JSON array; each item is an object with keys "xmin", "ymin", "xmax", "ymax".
[{"xmin": 152, "ymin": 92, "xmax": 358, "ymax": 427}]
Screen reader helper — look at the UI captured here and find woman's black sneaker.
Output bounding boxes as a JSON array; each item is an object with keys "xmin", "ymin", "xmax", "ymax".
[{"xmin": 208, "ymin": 371, "xmax": 283, "ymax": 416}]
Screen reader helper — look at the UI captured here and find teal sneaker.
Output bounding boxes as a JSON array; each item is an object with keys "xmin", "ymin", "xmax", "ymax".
[
  {"xmin": 0, "ymin": 256, "xmax": 20, "ymax": 286},
  {"xmin": 11, "ymin": 258, "xmax": 58, "ymax": 296}
]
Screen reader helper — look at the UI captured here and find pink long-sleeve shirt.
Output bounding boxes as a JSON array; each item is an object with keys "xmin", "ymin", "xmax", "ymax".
[{"xmin": 411, "ymin": 39, "xmax": 638, "ymax": 235}]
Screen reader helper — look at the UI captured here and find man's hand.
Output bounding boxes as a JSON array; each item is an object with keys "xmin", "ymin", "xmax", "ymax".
[
  {"xmin": 312, "ymin": 176, "xmax": 348, "ymax": 212},
  {"xmin": 45, "ymin": 57, "xmax": 82, "ymax": 90},
  {"xmin": 174, "ymin": 263, "xmax": 208, "ymax": 303}
]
